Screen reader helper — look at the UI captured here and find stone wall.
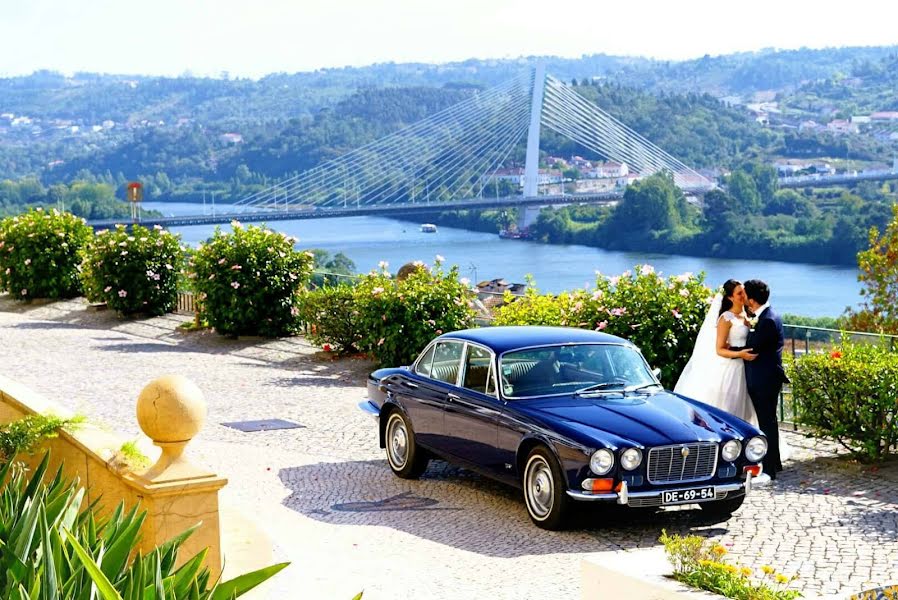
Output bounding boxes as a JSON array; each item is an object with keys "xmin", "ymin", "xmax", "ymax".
[{"xmin": 0, "ymin": 373, "xmax": 227, "ymax": 576}]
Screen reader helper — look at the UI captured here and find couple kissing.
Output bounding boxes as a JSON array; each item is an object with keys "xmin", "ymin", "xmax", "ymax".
[{"xmin": 674, "ymin": 279, "xmax": 788, "ymax": 479}]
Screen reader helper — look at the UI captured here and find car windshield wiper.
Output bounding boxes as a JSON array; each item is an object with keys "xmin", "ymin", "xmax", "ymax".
[
  {"xmin": 623, "ymin": 382, "xmax": 663, "ymax": 393},
  {"xmin": 575, "ymin": 382, "xmax": 627, "ymax": 395}
]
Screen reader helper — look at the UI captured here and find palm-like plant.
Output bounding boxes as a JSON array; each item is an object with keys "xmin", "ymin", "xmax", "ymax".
[{"xmin": 0, "ymin": 453, "xmax": 288, "ymax": 599}]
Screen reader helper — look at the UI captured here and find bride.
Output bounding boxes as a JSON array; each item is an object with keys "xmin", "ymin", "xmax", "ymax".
[{"xmin": 674, "ymin": 279, "xmax": 759, "ymax": 425}]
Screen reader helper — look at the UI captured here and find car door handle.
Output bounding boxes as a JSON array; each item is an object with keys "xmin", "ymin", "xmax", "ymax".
[
  {"xmin": 401, "ymin": 381, "xmax": 419, "ymax": 389},
  {"xmin": 447, "ymin": 393, "xmax": 460, "ymax": 402}
]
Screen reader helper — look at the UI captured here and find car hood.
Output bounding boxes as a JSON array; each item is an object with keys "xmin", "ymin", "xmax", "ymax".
[{"xmin": 519, "ymin": 390, "xmax": 745, "ymax": 448}]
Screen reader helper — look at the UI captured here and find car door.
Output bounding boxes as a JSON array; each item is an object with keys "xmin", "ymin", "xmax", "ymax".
[
  {"xmin": 400, "ymin": 340, "xmax": 464, "ymax": 453},
  {"xmin": 443, "ymin": 342, "xmax": 503, "ymax": 474}
]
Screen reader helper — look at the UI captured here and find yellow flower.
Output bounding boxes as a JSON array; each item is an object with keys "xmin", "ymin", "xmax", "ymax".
[
  {"xmin": 761, "ymin": 565, "xmax": 775, "ymax": 575},
  {"xmin": 711, "ymin": 544, "xmax": 728, "ymax": 556},
  {"xmin": 725, "ymin": 564, "xmax": 739, "ymax": 574},
  {"xmin": 775, "ymin": 574, "xmax": 789, "ymax": 584},
  {"xmin": 740, "ymin": 567, "xmax": 752, "ymax": 577}
]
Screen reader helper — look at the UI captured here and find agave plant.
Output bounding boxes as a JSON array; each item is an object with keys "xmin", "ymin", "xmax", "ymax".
[{"xmin": 0, "ymin": 452, "xmax": 288, "ymax": 599}]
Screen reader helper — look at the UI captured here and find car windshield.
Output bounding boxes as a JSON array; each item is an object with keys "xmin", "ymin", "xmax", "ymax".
[{"xmin": 498, "ymin": 343, "xmax": 657, "ymax": 399}]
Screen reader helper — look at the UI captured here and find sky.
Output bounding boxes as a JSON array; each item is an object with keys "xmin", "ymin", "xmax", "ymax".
[{"xmin": 1, "ymin": 0, "xmax": 896, "ymax": 78}]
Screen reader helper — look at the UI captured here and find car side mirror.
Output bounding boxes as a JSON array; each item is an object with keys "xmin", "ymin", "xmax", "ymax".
[{"xmin": 652, "ymin": 367, "xmax": 661, "ymax": 379}]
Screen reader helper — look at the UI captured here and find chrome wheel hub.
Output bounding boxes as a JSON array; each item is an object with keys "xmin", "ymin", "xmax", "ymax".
[
  {"xmin": 387, "ymin": 417, "xmax": 408, "ymax": 468},
  {"xmin": 526, "ymin": 458, "xmax": 554, "ymax": 518}
]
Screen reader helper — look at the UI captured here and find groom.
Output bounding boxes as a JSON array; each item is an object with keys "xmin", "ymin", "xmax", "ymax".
[{"xmin": 744, "ymin": 279, "xmax": 787, "ymax": 479}]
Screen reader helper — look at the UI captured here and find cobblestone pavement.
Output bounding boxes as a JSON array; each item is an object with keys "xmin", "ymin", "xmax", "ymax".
[{"xmin": 1, "ymin": 295, "xmax": 897, "ymax": 599}]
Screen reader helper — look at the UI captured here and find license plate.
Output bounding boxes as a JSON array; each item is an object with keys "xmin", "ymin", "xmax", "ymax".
[{"xmin": 662, "ymin": 486, "xmax": 715, "ymax": 505}]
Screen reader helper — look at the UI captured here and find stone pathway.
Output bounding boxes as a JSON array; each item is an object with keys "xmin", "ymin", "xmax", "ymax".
[{"xmin": 1, "ymin": 294, "xmax": 897, "ymax": 599}]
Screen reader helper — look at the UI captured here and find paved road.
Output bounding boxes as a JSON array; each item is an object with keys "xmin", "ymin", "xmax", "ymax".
[{"xmin": 1, "ymin": 295, "xmax": 896, "ymax": 599}]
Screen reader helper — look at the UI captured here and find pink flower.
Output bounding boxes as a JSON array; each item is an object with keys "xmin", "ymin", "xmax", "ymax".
[
  {"xmin": 230, "ymin": 264, "xmax": 242, "ymax": 270},
  {"xmin": 610, "ymin": 307, "xmax": 626, "ymax": 317},
  {"xmin": 377, "ymin": 337, "xmax": 385, "ymax": 346},
  {"xmin": 104, "ymin": 286, "xmax": 112, "ymax": 293},
  {"xmin": 218, "ymin": 258, "xmax": 227, "ymax": 265},
  {"xmin": 679, "ymin": 288, "xmax": 689, "ymax": 297},
  {"xmin": 371, "ymin": 286, "xmax": 384, "ymax": 295},
  {"xmin": 608, "ymin": 276, "xmax": 620, "ymax": 286},
  {"xmin": 118, "ymin": 290, "xmax": 127, "ymax": 297},
  {"xmin": 595, "ymin": 320, "xmax": 608, "ymax": 331},
  {"xmin": 639, "ymin": 264, "xmax": 654, "ymax": 276},
  {"xmin": 672, "ymin": 309, "xmax": 682, "ymax": 319},
  {"xmin": 230, "ymin": 281, "xmax": 240, "ymax": 289}
]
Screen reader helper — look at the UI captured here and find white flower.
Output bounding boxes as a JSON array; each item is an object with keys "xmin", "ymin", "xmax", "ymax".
[
  {"xmin": 640, "ymin": 264, "xmax": 655, "ymax": 276},
  {"xmin": 230, "ymin": 220, "xmax": 242, "ymax": 229},
  {"xmin": 23, "ymin": 258, "xmax": 31, "ymax": 266},
  {"xmin": 608, "ymin": 276, "xmax": 620, "ymax": 286},
  {"xmin": 413, "ymin": 260, "xmax": 425, "ymax": 267},
  {"xmin": 675, "ymin": 272, "xmax": 693, "ymax": 283},
  {"xmin": 679, "ymin": 288, "xmax": 689, "ymax": 297},
  {"xmin": 104, "ymin": 286, "xmax": 112, "ymax": 293},
  {"xmin": 153, "ymin": 224, "xmax": 163, "ymax": 230},
  {"xmin": 118, "ymin": 289, "xmax": 127, "ymax": 297},
  {"xmin": 20, "ymin": 289, "xmax": 27, "ymax": 296},
  {"xmin": 120, "ymin": 250, "xmax": 128, "ymax": 256},
  {"xmin": 119, "ymin": 241, "xmax": 127, "ymax": 247},
  {"xmin": 218, "ymin": 258, "xmax": 227, "ymax": 265},
  {"xmin": 378, "ymin": 260, "xmax": 389, "ymax": 269},
  {"xmin": 372, "ymin": 286, "xmax": 384, "ymax": 295},
  {"xmin": 435, "ymin": 254, "xmax": 445, "ymax": 264},
  {"xmin": 230, "ymin": 281, "xmax": 240, "ymax": 289},
  {"xmin": 164, "ymin": 263, "xmax": 173, "ymax": 270},
  {"xmin": 127, "ymin": 236, "xmax": 135, "ymax": 242},
  {"xmin": 460, "ymin": 277, "xmax": 470, "ymax": 286}
]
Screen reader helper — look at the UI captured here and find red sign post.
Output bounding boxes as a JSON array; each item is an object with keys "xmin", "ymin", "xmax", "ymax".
[{"xmin": 127, "ymin": 182, "xmax": 143, "ymax": 221}]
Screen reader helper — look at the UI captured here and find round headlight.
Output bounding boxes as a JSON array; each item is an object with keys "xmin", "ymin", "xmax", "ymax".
[
  {"xmin": 745, "ymin": 436, "xmax": 768, "ymax": 462},
  {"xmin": 621, "ymin": 448, "xmax": 643, "ymax": 470},
  {"xmin": 590, "ymin": 449, "xmax": 614, "ymax": 475},
  {"xmin": 721, "ymin": 440, "xmax": 742, "ymax": 462}
]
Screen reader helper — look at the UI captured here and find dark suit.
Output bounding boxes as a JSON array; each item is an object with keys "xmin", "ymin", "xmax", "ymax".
[{"xmin": 745, "ymin": 306, "xmax": 787, "ymax": 478}]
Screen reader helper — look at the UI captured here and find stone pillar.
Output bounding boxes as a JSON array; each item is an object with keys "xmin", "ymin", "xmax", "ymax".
[{"xmin": 133, "ymin": 375, "xmax": 228, "ymax": 577}]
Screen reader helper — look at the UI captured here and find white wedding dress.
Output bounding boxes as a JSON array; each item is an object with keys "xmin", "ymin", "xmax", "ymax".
[{"xmin": 674, "ymin": 298, "xmax": 758, "ymax": 426}]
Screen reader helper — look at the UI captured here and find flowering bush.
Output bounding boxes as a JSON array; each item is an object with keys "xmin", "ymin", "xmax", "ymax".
[
  {"xmin": 492, "ymin": 266, "xmax": 710, "ymax": 388},
  {"xmin": 789, "ymin": 340, "xmax": 898, "ymax": 461},
  {"xmin": 0, "ymin": 208, "xmax": 92, "ymax": 300},
  {"xmin": 353, "ymin": 258, "xmax": 476, "ymax": 366},
  {"xmin": 296, "ymin": 283, "xmax": 362, "ymax": 354},
  {"xmin": 189, "ymin": 222, "xmax": 313, "ymax": 337},
  {"xmin": 660, "ymin": 530, "xmax": 800, "ymax": 600},
  {"xmin": 80, "ymin": 224, "xmax": 185, "ymax": 316}
]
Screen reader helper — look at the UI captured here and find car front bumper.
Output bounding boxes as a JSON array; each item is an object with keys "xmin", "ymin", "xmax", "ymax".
[{"xmin": 566, "ymin": 471, "xmax": 771, "ymax": 506}]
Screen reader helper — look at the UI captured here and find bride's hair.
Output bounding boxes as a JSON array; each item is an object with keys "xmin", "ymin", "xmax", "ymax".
[{"xmin": 719, "ymin": 279, "xmax": 743, "ymax": 316}]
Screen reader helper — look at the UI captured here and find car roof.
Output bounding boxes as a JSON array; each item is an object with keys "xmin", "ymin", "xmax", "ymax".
[{"xmin": 439, "ymin": 326, "xmax": 632, "ymax": 354}]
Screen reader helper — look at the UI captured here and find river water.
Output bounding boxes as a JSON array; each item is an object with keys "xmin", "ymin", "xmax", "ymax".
[{"xmin": 141, "ymin": 202, "xmax": 862, "ymax": 317}]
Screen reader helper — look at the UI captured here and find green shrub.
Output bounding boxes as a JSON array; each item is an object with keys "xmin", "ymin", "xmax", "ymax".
[
  {"xmin": 0, "ymin": 452, "xmax": 287, "ymax": 599},
  {"xmin": 660, "ymin": 530, "xmax": 800, "ymax": 600},
  {"xmin": 492, "ymin": 266, "xmax": 710, "ymax": 388},
  {"xmin": 491, "ymin": 286, "xmax": 578, "ymax": 327},
  {"xmin": 80, "ymin": 224, "xmax": 185, "ymax": 316},
  {"xmin": 0, "ymin": 413, "xmax": 83, "ymax": 462},
  {"xmin": 789, "ymin": 340, "xmax": 898, "ymax": 461},
  {"xmin": 354, "ymin": 258, "xmax": 476, "ymax": 366},
  {"xmin": 0, "ymin": 208, "xmax": 93, "ymax": 300},
  {"xmin": 296, "ymin": 283, "xmax": 362, "ymax": 354},
  {"xmin": 189, "ymin": 222, "xmax": 313, "ymax": 337}
]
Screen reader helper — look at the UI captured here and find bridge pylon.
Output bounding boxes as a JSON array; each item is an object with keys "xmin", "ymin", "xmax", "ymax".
[{"xmin": 518, "ymin": 63, "xmax": 547, "ymax": 232}]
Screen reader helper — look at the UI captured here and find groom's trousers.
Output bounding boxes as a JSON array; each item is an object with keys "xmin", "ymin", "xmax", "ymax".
[{"xmin": 747, "ymin": 383, "xmax": 783, "ymax": 478}]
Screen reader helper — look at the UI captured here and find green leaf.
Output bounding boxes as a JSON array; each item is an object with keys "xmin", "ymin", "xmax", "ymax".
[
  {"xmin": 62, "ymin": 529, "xmax": 123, "ymax": 600},
  {"xmin": 209, "ymin": 563, "xmax": 289, "ymax": 600}
]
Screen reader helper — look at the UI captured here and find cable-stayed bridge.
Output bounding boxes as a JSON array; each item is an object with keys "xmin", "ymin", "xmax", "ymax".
[{"xmin": 91, "ymin": 67, "xmax": 719, "ymax": 229}]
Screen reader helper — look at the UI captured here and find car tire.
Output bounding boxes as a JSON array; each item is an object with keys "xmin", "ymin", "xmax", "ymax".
[
  {"xmin": 523, "ymin": 446, "xmax": 570, "ymax": 530},
  {"xmin": 384, "ymin": 410, "xmax": 429, "ymax": 479},
  {"xmin": 699, "ymin": 492, "xmax": 745, "ymax": 519}
]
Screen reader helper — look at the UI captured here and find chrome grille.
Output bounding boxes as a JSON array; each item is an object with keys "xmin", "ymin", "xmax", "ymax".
[{"xmin": 647, "ymin": 443, "xmax": 718, "ymax": 484}]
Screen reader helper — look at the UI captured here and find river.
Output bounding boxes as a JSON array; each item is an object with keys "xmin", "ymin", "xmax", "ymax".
[{"xmin": 141, "ymin": 202, "xmax": 862, "ymax": 317}]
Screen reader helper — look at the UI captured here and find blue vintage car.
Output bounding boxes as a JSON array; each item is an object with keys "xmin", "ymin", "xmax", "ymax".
[{"xmin": 359, "ymin": 326, "xmax": 770, "ymax": 529}]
